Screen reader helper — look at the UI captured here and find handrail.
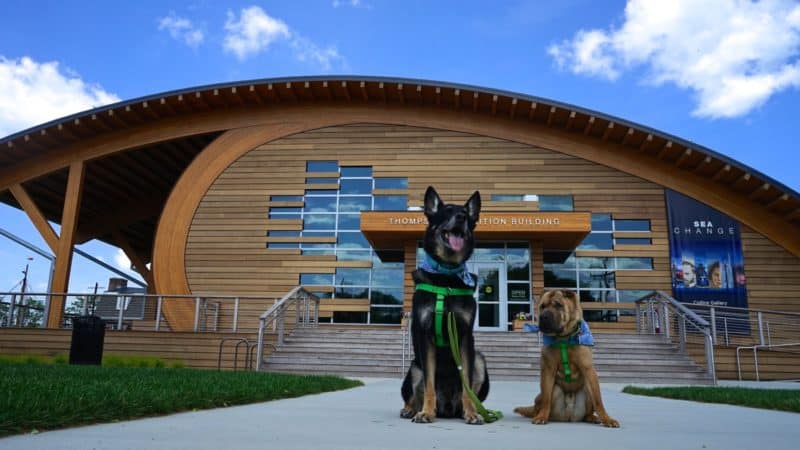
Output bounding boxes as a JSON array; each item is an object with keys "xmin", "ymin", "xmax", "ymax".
[
  {"xmin": 636, "ymin": 291, "xmax": 716, "ymax": 383},
  {"xmin": 401, "ymin": 311, "xmax": 412, "ymax": 373},
  {"xmin": 736, "ymin": 342, "xmax": 800, "ymax": 381},
  {"xmin": 255, "ymin": 287, "xmax": 320, "ymax": 371}
]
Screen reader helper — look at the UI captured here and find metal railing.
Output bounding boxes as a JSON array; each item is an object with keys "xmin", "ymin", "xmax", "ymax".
[
  {"xmin": 401, "ymin": 312, "xmax": 412, "ymax": 374},
  {"xmin": 255, "ymin": 287, "xmax": 320, "ymax": 371},
  {"xmin": 0, "ymin": 291, "xmax": 296, "ymax": 333},
  {"xmin": 635, "ymin": 291, "xmax": 717, "ymax": 383},
  {"xmin": 736, "ymin": 343, "xmax": 800, "ymax": 381}
]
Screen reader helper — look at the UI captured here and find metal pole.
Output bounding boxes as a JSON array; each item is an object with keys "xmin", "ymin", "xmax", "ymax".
[
  {"xmin": 724, "ymin": 317, "xmax": 729, "ymax": 346},
  {"xmin": 194, "ymin": 297, "xmax": 201, "ymax": 332},
  {"xmin": 679, "ymin": 318, "xmax": 686, "ymax": 352},
  {"xmin": 233, "ymin": 297, "xmax": 240, "ymax": 332},
  {"xmin": 663, "ymin": 304, "xmax": 671, "ymax": 340},
  {"xmin": 155, "ymin": 296, "xmax": 162, "ymax": 331},
  {"xmin": 754, "ymin": 347, "xmax": 760, "ymax": 382},
  {"xmin": 117, "ymin": 295, "xmax": 125, "ymax": 330},
  {"xmin": 7, "ymin": 293, "xmax": 16, "ymax": 327},
  {"xmin": 710, "ymin": 307, "xmax": 717, "ymax": 345},
  {"xmin": 757, "ymin": 312, "xmax": 765, "ymax": 346},
  {"xmin": 314, "ymin": 298, "xmax": 320, "ymax": 326},
  {"xmin": 705, "ymin": 333, "xmax": 717, "ymax": 384},
  {"xmin": 256, "ymin": 318, "xmax": 266, "ymax": 371},
  {"xmin": 766, "ymin": 322, "xmax": 772, "ymax": 346},
  {"xmin": 635, "ymin": 302, "xmax": 641, "ymax": 333},
  {"xmin": 277, "ymin": 311, "xmax": 285, "ymax": 346}
]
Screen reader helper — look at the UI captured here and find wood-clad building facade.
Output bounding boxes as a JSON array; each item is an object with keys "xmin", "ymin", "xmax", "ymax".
[{"xmin": 1, "ymin": 76, "xmax": 798, "ymax": 335}]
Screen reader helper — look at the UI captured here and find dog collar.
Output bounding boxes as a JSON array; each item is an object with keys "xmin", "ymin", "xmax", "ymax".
[
  {"xmin": 419, "ymin": 252, "xmax": 475, "ymax": 287},
  {"xmin": 415, "ymin": 283, "xmax": 475, "ymax": 348}
]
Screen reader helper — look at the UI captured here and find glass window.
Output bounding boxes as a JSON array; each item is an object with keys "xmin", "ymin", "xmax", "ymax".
[
  {"xmin": 309, "ymin": 291, "xmax": 332, "ymax": 299},
  {"xmin": 616, "ymin": 257, "xmax": 654, "ymax": 270},
  {"xmin": 300, "ymin": 273, "xmax": 332, "ymax": 285},
  {"xmin": 508, "ymin": 304, "xmax": 531, "ymax": 324},
  {"xmin": 577, "ymin": 257, "xmax": 614, "ymax": 269},
  {"xmin": 334, "ymin": 286, "xmax": 369, "ymax": 298},
  {"xmin": 374, "ymin": 178, "xmax": 408, "ymax": 189},
  {"xmin": 579, "ymin": 271, "xmax": 616, "ymax": 289},
  {"xmin": 301, "ymin": 231, "xmax": 335, "ymax": 238},
  {"xmin": 614, "ymin": 219, "xmax": 651, "ymax": 232},
  {"xmin": 306, "ymin": 161, "xmax": 338, "ymax": 172},
  {"xmin": 369, "ymin": 307, "xmax": 402, "ymax": 324},
  {"xmin": 304, "ymin": 197, "xmax": 336, "ymax": 213},
  {"xmin": 591, "ymin": 213, "xmax": 613, "ymax": 231},
  {"xmin": 270, "ymin": 195, "xmax": 303, "ymax": 202},
  {"xmin": 337, "ymin": 214, "xmax": 360, "ymax": 230},
  {"xmin": 544, "ymin": 269, "xmax": 577, "ymax": 288},
  {"xmin": 370, "ymin": 288, "xmax": 403, "ymax": 305},
  {"xmin": 340, "ymin": 166, "xmax": 372, "ymax": 177},
  {"xmin": 337, "ymin": 232, "xmax": 370, "ymax": 249},
  {"xmin": 333, "ymin": 311, "xmax": 367, "ymax": 323},
  {"xmin": 268, "ymin": 230, "xmax": 301, "ymax": 237},
  {"xmin": 539, "ymin": 195, "xmax": 574, "ymax": 211},
  {"xmin": 267, "ymin": 242, "xmax": 299, "ymax": 249},
  {"xmin": 336, "ymin": 250, "xmax": 372, "ymax": 261},
  {"xmin": 340, "ymin": 179, "xmax": 373, "ymax": 195},
  {"xmin": 305, "ymin": 189, "xmax": 338, "ymax": 196},
  {"xmin": 543, "ymin": 251, "xmax": 575, "ymax": 268},
  {"xmin": 615, "ymin": 237, "xmax": 652, "ymax": 245},
  {"xmin": 336, "ymin": 268, "xmax": 370, "ymax": 286},
  {"xmin": 302, "ymin": 249, "xmax": 335, "ymax": 256},
  {"xmin": 301, "ymin": 243, "xmax": 334, "ymax": 249},
  {"xmin": 507, "ymin": 283, "xmax": 530, "ymax": 302},
  {"xmin": 306, "ymin": 177, "xmax": 338, "ymax": 184},
  {"xmin": 578, "ymin": 233, "xmax": 613, "ymax": 250},
  {"xmin": 579, "ymin": 290, "xmax": 615, "ymax": 303},
  {"xmin": 269, "ymin": 207, "xmax": 301, "ymax": 214},
  {"xmin": 617, "ymin": 290, "xmax": 655, "ymax": 302},
  {"xmin": 339, "ymin": 197, "xmax": 372, "ymax": 212},
  {"xmin": 371, "ymin": 267, "xmax": 404, "ymax": 287},
  {"xmin": 470, "ymin": 243, "xmax": 505, "ymax": 261},
  {"xmin": 303, "ymin": 215, "xmax": 336, "ymax": 230},
  {"xmin": 374, "ymin": 195, "xmax": 407, "ymax": 211},
  {"xmin": 491, "ymin": 194, "xmax": 524, "ymax": 201}
]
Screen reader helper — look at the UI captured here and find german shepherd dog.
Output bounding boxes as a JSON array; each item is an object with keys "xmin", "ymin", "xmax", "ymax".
[{"xmin": 400, "ymin": 186, "xmax": 489, "ymax": 425}]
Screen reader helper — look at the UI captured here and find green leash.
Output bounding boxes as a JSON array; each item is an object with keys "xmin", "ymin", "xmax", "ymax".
[
  {"xmin": 447, "ymin": 312, "xmax": 503, "ymax": 423},
  {"xmin": 556, "ymin": 341, "xmax": 575, "ymax": 382}
]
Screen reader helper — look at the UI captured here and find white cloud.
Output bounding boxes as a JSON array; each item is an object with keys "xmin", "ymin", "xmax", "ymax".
[
  {"xmin": 222, "ymin": 6, "xmax": 345, "ymax": 70},
  {"xmin": 333, "ymin": 0, "xmax": 363, "ymax": 7},
  {"xmin": 114, "ymin": 249, "xmax": 132, "ymax": 271},
  {"xmin": 0, "ymin": 56, "xmax": 120, "ymax": 137},
  {"xmin": 548, "ymin": 0, "xmax": 800, "ymax": 118},
  {"xmin": 158, "ymin": 12, "xmax": 205, "ymax": 48},
  {"xmin": 223, "ymin": 6, "xmax": 291, "ymax": 60}
]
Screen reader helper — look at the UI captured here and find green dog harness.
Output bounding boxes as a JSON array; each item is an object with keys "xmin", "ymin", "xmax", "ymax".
[{"xmin": 415, "ymin": 283, "xmax": 474, "ymax": 347}]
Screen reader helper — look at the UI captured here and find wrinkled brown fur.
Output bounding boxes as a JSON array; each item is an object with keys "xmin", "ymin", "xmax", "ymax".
[{"xmin": 514, "ymin": 289, "xmax": 619, "ymax": 428}]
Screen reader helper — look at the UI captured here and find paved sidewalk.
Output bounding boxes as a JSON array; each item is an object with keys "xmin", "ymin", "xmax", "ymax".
[{"xmin": 1, "ymin": 378, "xmax": 798, "ymax": 450}]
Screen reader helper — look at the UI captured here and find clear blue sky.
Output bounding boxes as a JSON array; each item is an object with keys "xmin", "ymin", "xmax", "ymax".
[{"xmin": 1, "ymin": 0, "xmax": 799, "ymax": 294}]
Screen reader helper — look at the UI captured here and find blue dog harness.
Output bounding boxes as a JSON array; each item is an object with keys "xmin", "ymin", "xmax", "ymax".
[{"xmin": 524, "ymin": 320, "xmax": 594, "ymax": 382}]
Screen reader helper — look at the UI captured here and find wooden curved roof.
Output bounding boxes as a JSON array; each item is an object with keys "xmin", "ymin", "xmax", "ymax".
[{"xmin": 2, "ymin": 76, "xmax": 799, "ymax": 262}]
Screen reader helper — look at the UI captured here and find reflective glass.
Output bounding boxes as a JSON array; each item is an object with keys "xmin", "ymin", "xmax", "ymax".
[
  {"xmin": 544, "ymin": 269, "xmax": 577, "ymax": 288},
  {"xmin": 306, "ymin": 178, "xmax": 338, "ymax": 184},
  {"xmin": 333, "ymin": 311, "xmax": 367, "ymax": 323},
  {"xmin": 370, "ymin": 288, "xmax": 403, "ymax": 305},
  {"xmin": 334, "ymin": 286, "xmax": 369, "ymax": 298},
  {"xmin": 539, "ymin": 195, "xmax": 574, "ymax": 211},
  {"xmin": 300, "ymin": 273, "xmax": 332, "ymax": 285},
  {"xmin": 371, "ymin": 267, "xmax": 404, "ymax": 287},
  {"xmin": 304, "ymin": 197, "xmax": 336, "ymax": 213},
  {"xmin": 336, "ymin": 268, "xmax": 370, "ymax": 286},
  {"xmin": 578, "ymin": 290, "xmax": 615, "ymax": 302},
  {"xmin": 267, "ymin": 242, "xmax": 299, "ymax": 249},
  {"xmin": 337, "ymin": 232, "xmax": 370, "ymax": 249},
  {"xmin": 578, "ymin": 233, "xmax": 613, "ymax": 250},
  {"xmin": 306, "ymin": 161, "xmax": 338, "ymax": 172},
  {"xmin": 374, "ymin": 195, "xmax": 407, "ymax": 211},
  {"xmin": 615, "ymin": 237, "xmax": 652, "ymax": 245},
  {"xmin": 616, "ymin": 257, "xmax": 654, "ymax": 270},
  {"xmin": 268, "ymin": 230, "xmax": 301, "ymax": 237},
  {"xmin": 578, "ymin": 270, "xmax": 616, "ymax": 289},
  {"xmin": 340, "ymin": 166, "xmax": 372, "ymax": 177},
  {"xmin": 374, "ymin": 178, "xmax": 408, "ymax": 189},
  {"xmin": 491, "ymin": 194, "xmax": 523, "ymax": 201},
  {"xmin": 543, "ymin": 251, "xmax": 576, "ymax": 268},
  {"xmin": 336, "ymin": 250, "xmax": 372, "ymax": 261},
  {"xmin": 507, "ymin": 283, "xmax": 530, "ymax": 302},
  {"xmin": 614, "ymin": 219, "xmax": 651, "ymax": 232},
  {"xmin": 337, "ymin": 214, "xmax": 360, "ymax": 230},
  {"xmin": 303, "ymin": 215, "xmax": 336, "ymax": 230},
  {"xmin": 370, "ymin": 307, "xmax": 402, "ymax": 324},
  {"xmin": 338, "ymin": 197, "xmax": 372, "ymax": 212},
  {"xmin": 340, "ymin": 179, "xmax": 373, "ymax": 194},
  {"xmin": 270, "ymin": 195, "xmax": 303, "ymax": 202},
  {"xmin": 577, "ymin": 257, "xmax": 614, "ymax": 269},
  {"xmin": 591, "ymin": 213, "xmax": 613, "ymax": 231}
]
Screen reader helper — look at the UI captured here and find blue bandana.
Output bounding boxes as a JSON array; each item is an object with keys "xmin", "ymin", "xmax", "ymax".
[
  {"xmin": 523, "ymin": 319, "xmax": 595, "ymax": 347},
  {"xmin": 419, "ymin": 252, "xmax": 475, "ymax": 287}
]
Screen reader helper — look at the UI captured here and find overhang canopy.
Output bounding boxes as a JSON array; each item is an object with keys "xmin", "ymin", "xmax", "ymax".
[{"xmin": 360, "ymin": 211, "xmax": 592, "ymax": 250}]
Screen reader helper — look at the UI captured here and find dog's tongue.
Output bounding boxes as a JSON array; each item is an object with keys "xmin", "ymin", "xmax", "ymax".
[{"xmin": 448, "ymin": 234, "xmax": 464, "ymax": 251}]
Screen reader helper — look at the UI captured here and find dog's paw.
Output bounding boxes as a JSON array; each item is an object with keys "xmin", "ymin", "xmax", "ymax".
[
  {"xmin": 514, "ymin": 405, "xmax": 537, "ymax": 418},
  {"xmin": 532, "ymin": 413, "xmax": 549, "ymax": 425},
  {"xmin": 400, "ymin": 406, "xmax": 416, "ymax": 419},
  {"xmin": 600, "ymin": 415, "xmax": 620, "ymax": 428},
  {"xmin": 412, "ymin": 411, "xmax": 434, "ymax": 423},
  {"xmin": 583, "ymin": 413, "xmax": 600, "ymax": 424},
  {"xmin": 463, "ymin": 412, "xmax": 485, "ymax": 425}
]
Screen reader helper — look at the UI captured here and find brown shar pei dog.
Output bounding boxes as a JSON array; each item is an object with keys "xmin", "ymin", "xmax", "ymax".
[{"xmin": 514, "ymin": 289, "xmax": 619, "ymax": 427}]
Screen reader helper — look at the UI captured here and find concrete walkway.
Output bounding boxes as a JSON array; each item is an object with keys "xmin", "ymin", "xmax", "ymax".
[{"xmin": 1, "ymin": 379, "xmax": 798, "ymax": 450}]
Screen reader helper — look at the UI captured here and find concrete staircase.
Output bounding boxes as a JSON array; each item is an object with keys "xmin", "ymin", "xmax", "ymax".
[{"xmin": 262, "ymin": 326, "xmax": 713, "ymax": 384}]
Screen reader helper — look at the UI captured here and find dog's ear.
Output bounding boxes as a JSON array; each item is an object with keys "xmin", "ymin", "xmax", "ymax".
[
  {"xmin": 424, "ymin": 186, "xmax": 443, "ymax": 218},
  {"xmin": 465, "ymin": 191, "xmax": 481, "ymax": 224}
]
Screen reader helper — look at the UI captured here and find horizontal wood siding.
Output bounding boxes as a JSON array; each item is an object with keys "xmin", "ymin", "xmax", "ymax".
[{"xmin": 185, "ymin": 123, "xmax": 798, "ymax": 335}]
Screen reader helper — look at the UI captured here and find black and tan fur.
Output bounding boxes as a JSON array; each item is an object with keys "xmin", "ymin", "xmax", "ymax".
[
  {"xmin": 514, "ymin": 289, "xmax": 620, "ymax": 427},
  {"xmin": 400, "ymin": 186, "xmax": 489, "ymax": 425}
]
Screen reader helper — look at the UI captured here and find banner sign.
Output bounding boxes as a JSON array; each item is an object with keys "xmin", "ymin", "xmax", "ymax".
[{"xmin": 665, "ymin": 190, "xmax": 748, "ymax": 309}]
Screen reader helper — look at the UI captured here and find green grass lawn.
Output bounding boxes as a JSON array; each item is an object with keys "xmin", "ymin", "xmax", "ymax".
[
  {"xmin": 0, "ymin": 362, "xmax": 362, "ymax": 437},
  {"xmin": 623, "ymin": 386, "xmax": 800, "ymax": 413}
]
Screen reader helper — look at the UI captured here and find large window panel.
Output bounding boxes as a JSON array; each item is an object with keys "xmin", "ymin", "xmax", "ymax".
[
  {"xmin": 340, "ymin": 179, "xmax": 373, "ymax": 195},
  {"xmin": 338, "ymin": 197, "xmax": 372, "ymax": 212}
]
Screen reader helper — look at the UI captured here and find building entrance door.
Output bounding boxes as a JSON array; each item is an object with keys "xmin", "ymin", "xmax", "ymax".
[{"xmin": 469, "ymin": 262, "xmax": 507, "ymax": 331}]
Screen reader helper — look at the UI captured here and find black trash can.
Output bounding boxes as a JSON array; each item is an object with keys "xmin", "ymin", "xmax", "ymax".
[{"xmin": 69, "ymin": 315, "xmax": 106, "ymax": 365}]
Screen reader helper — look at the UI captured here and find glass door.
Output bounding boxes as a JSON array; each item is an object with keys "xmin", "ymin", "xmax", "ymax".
[{"xmin": 469, "ymin": 262, "xmax": 507, "ymax": 331}]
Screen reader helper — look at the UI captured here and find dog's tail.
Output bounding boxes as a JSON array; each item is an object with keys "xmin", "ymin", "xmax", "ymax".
[{"xmin": 513, "ymin": 405, "xmax": 538, "ymax": 418}]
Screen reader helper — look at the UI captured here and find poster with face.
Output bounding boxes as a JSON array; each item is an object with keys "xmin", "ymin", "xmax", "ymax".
[{"xmin": 665, "ymin": 190, "xmax": 748, "ymax": 309}]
